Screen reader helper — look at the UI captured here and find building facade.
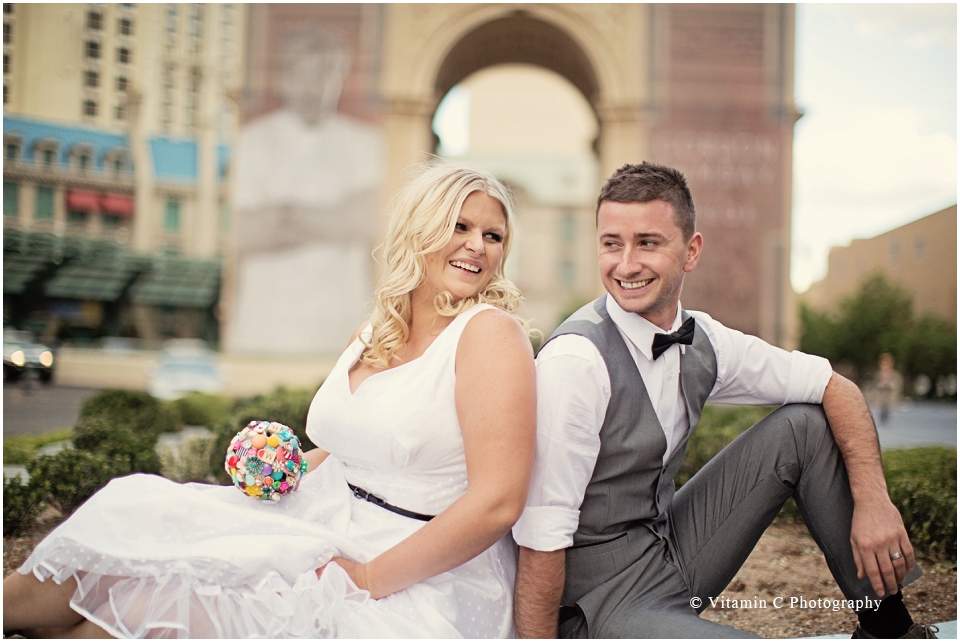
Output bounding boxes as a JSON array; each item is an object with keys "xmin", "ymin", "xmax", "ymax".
[
  {"xmin": 3, "ymin": 3, "xmax": 246, "ymax": 344},
  {"xmin": 803, "ymin": 205, "xmax": 957, "ymax": 324},
  {"xmin": 227, "ymin": 4, "xmax": 800, "ymax": 354}
]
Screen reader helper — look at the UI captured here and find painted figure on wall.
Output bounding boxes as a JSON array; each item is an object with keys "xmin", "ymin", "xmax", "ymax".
[{"xmin": 228, "ymin": 27, "xmax": 383, "ymax": 355}]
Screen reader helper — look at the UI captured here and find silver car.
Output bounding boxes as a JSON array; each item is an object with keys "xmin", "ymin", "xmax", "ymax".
[{"xmin": 148, "ymin": 340, "xmax": 224, "ymax": 400}]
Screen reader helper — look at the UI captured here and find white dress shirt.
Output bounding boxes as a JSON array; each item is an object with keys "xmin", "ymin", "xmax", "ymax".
[{"xmin": 512, "ymin": 295, "xmax": 834, "ymax": 552}]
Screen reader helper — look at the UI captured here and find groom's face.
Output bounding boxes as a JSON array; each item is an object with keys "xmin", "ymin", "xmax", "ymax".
[{"xmin": 597, "ymin": 199, "xmax": 703, "ymax": 330}]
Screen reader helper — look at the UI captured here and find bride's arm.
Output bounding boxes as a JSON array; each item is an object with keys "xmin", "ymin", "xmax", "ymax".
[
  {"xmin": 322, "ymin": 308, "xmax": 536, "ymax": 598},
  {"xmin": 304, "ymin": 321, "xmax": 372, "ymax": 473}
]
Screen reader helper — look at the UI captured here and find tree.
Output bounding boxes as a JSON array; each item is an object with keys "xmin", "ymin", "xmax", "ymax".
[
  {"xmin": 832, "ymin": 274, "xmax": 913, "ymax": 379},
  {"xmin": 799, "ymin": 273, "xmax": 954, "ymax": 387}
]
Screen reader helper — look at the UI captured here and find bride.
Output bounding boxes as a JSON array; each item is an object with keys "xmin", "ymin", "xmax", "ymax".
[{"xmin": 3, "ymin": 163, "xmax": 537, "ymax": 638}]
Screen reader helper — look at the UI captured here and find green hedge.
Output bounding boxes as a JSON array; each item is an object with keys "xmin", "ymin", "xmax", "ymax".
[
  {"xmin": 3, "ymin": 474, "xmax": 45, "ymax": 536},
  {"xmin": 26, "ymin": 450, "xmax": 120, "ymax": 515},
  {"xmin": 166, "ymin": 393, "xmax": 231, "ymax": 429},
  {"xmin": 883, "ymin": 447, "xmax": 956, "ymax": 560}
]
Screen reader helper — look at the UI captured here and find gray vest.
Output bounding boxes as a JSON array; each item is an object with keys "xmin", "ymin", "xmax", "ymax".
[{"xmin": 542, "ymin": 297, "xmax": 718, "ymax": 606}]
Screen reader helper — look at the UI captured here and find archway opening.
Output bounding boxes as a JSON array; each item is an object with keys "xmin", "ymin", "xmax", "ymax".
[{"xmin": 432, "ymin": 63, "xmax": 600, "ymax": 334}]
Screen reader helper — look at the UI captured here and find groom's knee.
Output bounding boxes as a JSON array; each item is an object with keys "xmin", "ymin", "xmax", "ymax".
[{"xmin": 763, "ymin": 404, "xmax": 835, "ymax": 458}]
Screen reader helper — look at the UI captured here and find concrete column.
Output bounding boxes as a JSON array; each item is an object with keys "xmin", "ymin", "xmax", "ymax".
[
  {"xmin": 192, "ymin": 3, "xmax": 220, "ymax": 259},
  {"xmin": 52, "ymin": 184, "xmax": 67, "ymax": 235},
  {"xmin": 17, "ymin": 181, "xmax": 33, "ymax": 228},
  {"xmin": 380, "ymin": 99, "xmax": 434, "ymax": 237}
]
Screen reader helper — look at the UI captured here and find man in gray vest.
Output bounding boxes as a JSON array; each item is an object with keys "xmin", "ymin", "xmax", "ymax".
[{"xmin": 512, "ymin": 162, "xmax": 932, "ymax": 638}]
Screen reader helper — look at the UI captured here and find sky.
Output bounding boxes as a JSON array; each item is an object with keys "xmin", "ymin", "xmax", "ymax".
[
  {"xmin": 792, "ymin": 3, "xmax": 957, "ymax": 291},
  {"xmin": 435, "ymin": 4, "xmax": 958, "ymax": 294}
]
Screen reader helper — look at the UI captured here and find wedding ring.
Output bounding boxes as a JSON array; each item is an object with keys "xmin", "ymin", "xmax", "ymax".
[{"xmin": 890, "ymin": 551, "xmax": 904, "ymax": 561}]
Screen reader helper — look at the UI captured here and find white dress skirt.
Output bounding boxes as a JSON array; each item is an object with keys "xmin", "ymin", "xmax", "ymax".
[{"xmin": 18, "ymin": 304, "xmax": 516, "ymax": 638}]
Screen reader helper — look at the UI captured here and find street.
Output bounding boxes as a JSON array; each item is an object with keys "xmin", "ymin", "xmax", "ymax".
[
  {"xmin": 3, "ymin": 382, "xmax": 101, "ymax": 437},
  {"xmin": 871, "ymin": 400, "xmax": 958, "ymax": 450}
]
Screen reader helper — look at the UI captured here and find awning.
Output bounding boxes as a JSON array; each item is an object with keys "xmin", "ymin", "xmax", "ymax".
[
  {"xmin": 66, "ymin": 189, "xmax": 100, "ymax": 212},
  {"xmin": 100, "ymin": 192, "xmax": 134, "ymax": 217}
]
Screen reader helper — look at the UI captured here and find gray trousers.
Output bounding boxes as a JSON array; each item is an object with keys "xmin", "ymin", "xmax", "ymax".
[{"xmin": 561, "ymin": 404, "xmax": 921, "ymax": 638}]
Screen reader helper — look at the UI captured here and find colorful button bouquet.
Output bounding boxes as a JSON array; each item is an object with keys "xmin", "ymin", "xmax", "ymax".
[{"xmin": 225, "ymin": 420, "xmax": 308, "ymax": 502}]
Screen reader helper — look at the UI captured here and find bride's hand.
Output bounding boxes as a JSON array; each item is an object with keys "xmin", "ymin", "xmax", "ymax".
[{"xmin": 317, "ymin": 557, "xmax": 372, "ymax": 594}]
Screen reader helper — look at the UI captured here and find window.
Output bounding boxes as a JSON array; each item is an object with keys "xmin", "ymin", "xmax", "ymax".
[
  {"xmin": 3, "ymin": 4, "xmax": 13, "ymax": 14},
  {"xmin": 115, "ymin": 103, "xmax": 125, "ymax": 120},
  {"xmin": 86, "ymin": 11, "xmax": 102, "ymax": 31},
  {"xmin": 889, "ymin": 240, "xmax": 900, "ymax": 266},
  {"xmin": 119, "ymin": 17, "xmax": 133, "ymax": 36},
  {"xmin": 116, "ymin": 75, "xmax": 127, "ymax": 91},
  {"xmin": 915, "ymin": 236, "xmax": 925, "ymax": 261},
  {"xmin": 164, "ymin": 199, "xmax": 180, "ymax": 232},
  {"xmin": 117, "ymin": 47, "xmax": 131, "ymax": 64},
  {"xmin": 5, "ymin": 142, "xmax": 18, "ymax": 160},
  {"xmin": 41, "ymin": 148, "xmax": 55, "ymax": 167},
  {"xmin": 2, "ymin": 54, "xmax": 8, "ymax": 74},
  {"xmin": 3, "ymin": 84, "xmax": 6, "ymax": 104},
  {"xmin": 102, "ymin": 213, "xmax": 121, "ymax": 228},
  {"xmin": 34, "ymin": 186, "xmax": 54, "ymax": 220},
  {"xmin": 83, "ymin": 99, "xmax": 97, "ymax": 116},
  {"xmin": 85, "ymin": 70, "xmax": 99, "ymax": 88},
  {"xmin": 113, "ymin": 157, "xmax": 124, "ymax": 174},
  {"xmin": 85, "ymin": 41, "xmax": 101, "ymax": 59},
  {"xmin": 3, "ymin": 181, "xmax": 18, "ymax": 216},
  {"xmin": 3, "ymin": 22, "xmax": 10, "ymax": 45},
  {"xmin": 67, "ymin": 210, "xmax": 88, "ymax": 226},
  {"xmin": 78, "ymin": 153, "xmax": 90, "ymax": 171}
]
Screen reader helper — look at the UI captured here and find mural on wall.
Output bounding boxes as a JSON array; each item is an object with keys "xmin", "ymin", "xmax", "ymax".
[{"xmin": 227, "ymin": 26, "xmax": 383, "ymax": 355}]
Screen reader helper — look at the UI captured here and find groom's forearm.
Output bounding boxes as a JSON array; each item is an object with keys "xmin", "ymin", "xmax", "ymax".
[
  {"xmin": 515, "ymin": 546, "xmax": 566, "ymax": 638},
  {"xmin": 820, "ymin": 373, "xmax": 888, "ymax": 502}
]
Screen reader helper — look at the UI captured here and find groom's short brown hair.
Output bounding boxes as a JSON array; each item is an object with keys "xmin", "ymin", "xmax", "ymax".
[{"xmin": 596, "ymin": 162, "xmax": 697, "ymax": 240}]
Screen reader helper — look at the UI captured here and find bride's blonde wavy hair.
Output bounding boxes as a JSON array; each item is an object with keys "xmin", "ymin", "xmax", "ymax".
[{"xmin": 362, "ymin": 161, "xmax": 525, "ymax": 368}]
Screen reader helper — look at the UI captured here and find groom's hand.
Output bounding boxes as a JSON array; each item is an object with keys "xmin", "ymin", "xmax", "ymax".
[
  {"xmin": 515, "ymin": 547, "xmax": 566, "ymax": 638},
  {"xmin": 850, "ymin": 498, "xmax": 915, "ymax": 598}
]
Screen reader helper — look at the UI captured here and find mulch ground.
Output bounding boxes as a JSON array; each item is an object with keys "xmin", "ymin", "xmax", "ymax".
[
  {"xmin": 4, "ymin": 514, "xmax": 956, "ymax": 638},
  {"xmin": 702, "ymin": 522, "xmax": 957, "ymax": 638}
]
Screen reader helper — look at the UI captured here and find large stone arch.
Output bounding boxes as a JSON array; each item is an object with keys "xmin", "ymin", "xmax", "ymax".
[{"xmin": 379, "ymin": 4, "xmax": 651, "ymax": 231}]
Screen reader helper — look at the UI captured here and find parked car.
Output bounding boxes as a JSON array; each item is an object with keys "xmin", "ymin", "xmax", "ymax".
[
  {"xmin": 3, "ymin": 329, "xmax": 55, "ymax": 383},
  {"xmin": 148, "ymin": 340, "xmax": 224, "ymax": 400}
]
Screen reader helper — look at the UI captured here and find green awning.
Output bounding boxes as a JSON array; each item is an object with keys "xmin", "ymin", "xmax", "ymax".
[
  {"xmin": 130, "ymin": 259, "xmax": 220, "ymax": 308},
  {"xmin": 44, "ymin": 261, "xmax": 141, "ymax": 301}
]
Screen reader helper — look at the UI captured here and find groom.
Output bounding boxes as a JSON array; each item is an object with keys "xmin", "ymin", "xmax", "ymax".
[{"xmin": 512, "ymin": 162, "xmax": 932, "ymax": 638}]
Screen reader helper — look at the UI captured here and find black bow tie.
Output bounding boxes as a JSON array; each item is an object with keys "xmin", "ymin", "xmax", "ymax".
[{"xmin": 651, "ymin": 316, "xmax": 696, "ymax": 360}]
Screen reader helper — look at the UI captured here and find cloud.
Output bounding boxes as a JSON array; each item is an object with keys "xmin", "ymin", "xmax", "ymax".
[
  {"xmin": 792, "ymin": 107, "xmax": 957, "ymax": 291},
  {"xmin": 821, "ymin": 3, "xmax": 957, "ymax": 50}
]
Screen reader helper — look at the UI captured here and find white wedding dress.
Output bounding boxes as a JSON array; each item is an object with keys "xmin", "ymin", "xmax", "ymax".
[{"xmin": 19, "ymin": 304, "xmax": 516, "ymax": 638}]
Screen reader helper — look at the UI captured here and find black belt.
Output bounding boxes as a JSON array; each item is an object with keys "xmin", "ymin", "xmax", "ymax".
[{"xmin": 347, "ymin": 483, "xmax": 435, "ymax": 522}]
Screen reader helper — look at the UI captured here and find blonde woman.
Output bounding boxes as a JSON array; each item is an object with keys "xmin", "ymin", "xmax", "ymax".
[{"xmin": 4, "ymin": 163, "xmax": 536, "ymax": 638}]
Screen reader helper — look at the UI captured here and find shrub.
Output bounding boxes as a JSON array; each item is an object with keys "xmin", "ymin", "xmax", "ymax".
[
  {"xmin": 159, "ymin": 434, "xmax": 217, "ymax": 483},
  {"xmin": 883, "ymin": 447, "xmax": 956, "ymax": 560},
  {"xmin": 166, "ymin": 393, "xmax": 231, "ymax": 429},
  {"xmin": 27, "ymin": 450, "xmax": 120, "ymax": 515},
  {"xmin": 3, "ymin": 475, "xmax": 45, "ymax": 536},
  {"xmin": 80, "ymin": 389, "xmax": 176, "ymax": 439},
  {"xmin": 3, "ymin": 430, "xmax": 73, "ymax": 465},
  {"xmin": 72, "ymin": 416, "xmax": 162, "ymax": 475}
]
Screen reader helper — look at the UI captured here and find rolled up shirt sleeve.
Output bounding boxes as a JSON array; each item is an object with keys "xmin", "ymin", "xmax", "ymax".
[
  {"xmin": 512, "ymin": 335, "xmax": 609, "ymax": 551},
  {"xmin": 692, "ymin": 311, "xmax": 834, "ymax": 406}
]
